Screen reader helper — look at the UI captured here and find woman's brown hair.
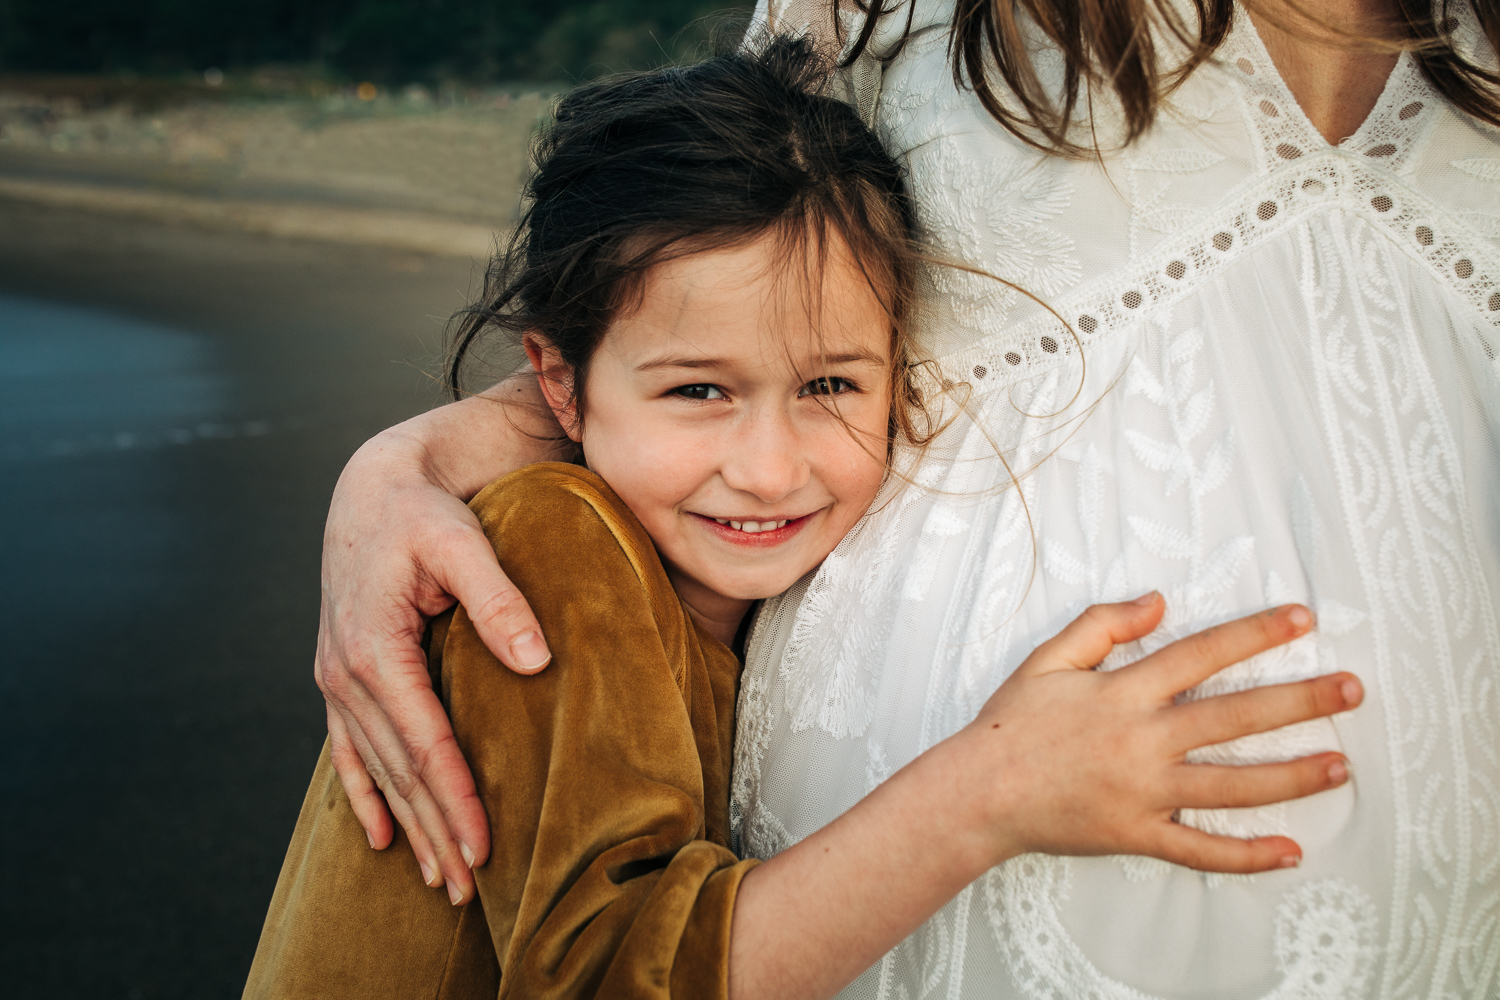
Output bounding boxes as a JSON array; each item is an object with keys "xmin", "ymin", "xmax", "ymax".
[{"xmin": 841, "ymin": 0, "xmax": 1500, "ymax": 156}]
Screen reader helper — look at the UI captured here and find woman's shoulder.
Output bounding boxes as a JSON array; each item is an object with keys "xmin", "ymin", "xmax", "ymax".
[{"xmin": 468, "ymin": 462, "xmax": 664, "ymax": 593}]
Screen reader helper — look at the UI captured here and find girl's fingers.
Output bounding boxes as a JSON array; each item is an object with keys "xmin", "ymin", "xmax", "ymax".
[
  {"xmin": 327, "ymin": 706, "xmax": 395, "ymax": 850},
  {"xmin": 1023, "ymin": 592, "xmax": 1166, "ymax": 674},
  {"xmin": 1119, "ymin": 604, "xmax": 1315, "ymax": 698},
  {"xmin": 1147, "ymin": 825, "xmax": 1304, "ymax": 874},
  {"xmin": 1169, "ymin": 672, "xmax": 1363, "ymax": 751},
  {"xmin": 1169, "ymin": 753, "xmax": 1350, "ymax": 809}
]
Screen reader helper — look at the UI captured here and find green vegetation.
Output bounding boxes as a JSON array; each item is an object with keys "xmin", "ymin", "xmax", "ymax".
[{"xmin": 0, "ymin": 0, "xmax": 754, "ymax": 83}]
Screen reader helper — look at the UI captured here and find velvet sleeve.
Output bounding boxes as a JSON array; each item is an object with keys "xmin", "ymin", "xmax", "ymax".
[
  {"xmin": 243, "ymin": 463, "xmax": 755, "ymax": 1000},
  {"xmin": 452, "ymin": 464, "xmax": 755, "ymax": 999}
]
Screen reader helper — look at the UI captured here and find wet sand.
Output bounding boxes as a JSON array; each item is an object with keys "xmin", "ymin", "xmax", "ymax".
[{"xmin": 0, "ymin": 199, "xmax": 506, "ymax": 998}]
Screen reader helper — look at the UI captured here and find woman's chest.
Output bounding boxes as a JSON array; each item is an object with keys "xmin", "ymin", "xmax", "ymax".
[{"xmin": 878, "ymin": 24, "xmax": 1500, "ymax": 366}]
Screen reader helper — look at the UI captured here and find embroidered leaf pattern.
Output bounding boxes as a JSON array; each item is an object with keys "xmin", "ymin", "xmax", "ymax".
[
  {"xmin": 1450, "ymin": 157, "xmax": 1500, "ymax": 184},
  {"xmin": 1042, "ymin": 538, "xmax": 1091, "ymax": 585},
  {"xmin": 1196, "ymin": 434, "xmax": 1234, "ymax": 497},
  {"xmin": 1124, "ymin": 430, "xmax": 1183, "ymax": 476},
  {"xmin": 1128, "ymin": 515, "xmax": 1196, "ymax": 560},
  {"xmin": 1180, "ymin": 385, "xmax": 1215, "ymax": 443}
]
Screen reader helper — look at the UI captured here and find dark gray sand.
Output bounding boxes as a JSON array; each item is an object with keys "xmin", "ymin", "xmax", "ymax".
[{"xmin": 0, "ymin": 199, "xmax": 495, "ymax": 998}]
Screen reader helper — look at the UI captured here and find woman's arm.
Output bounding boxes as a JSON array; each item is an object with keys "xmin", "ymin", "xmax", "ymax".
[
  {"xmin": 728, "ymin": 598, "xmax": 1361, "ymax": 1000},
  {"xmin": 253, "ymin": 465, "xmax": 756, "ymax": 998},
  {"xmin": 315, "ymin": 371, "xmax": 575, "ymax": 902}
]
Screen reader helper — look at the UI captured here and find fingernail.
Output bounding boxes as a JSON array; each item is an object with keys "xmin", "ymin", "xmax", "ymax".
[
  {"xmin": 366, "ymin": 829, "xmax": 377, "ymax": 850},
  {"xmin": 1279, "ymin": 854, "xmax": 1301, "ymax": 868},
  {"xmin": 447, "ymin": 881, "xmax": 465, "ymax": 906},
  {"xmin": 1133, "ymin": 591, "xmax": 1160, "ymax": 606},
  {"xmin": 460, "ymin": 841, "xmax": 476, "ymax": 868},
  {"xmin": 1286, "ymin": 605, "xmax": 1312, "ymax": 629},
  {"xmin": 420, "ymin": 859, "xmax": 437, "ymax": 887},
  {"xmin": 1341, "ymin": 679, "xmax": 1362, "ymax": 706},
  {"xmin": 1328, "ymin": 759, "xmax": 1348, "ymax": 784},
  {"xmin": 510, "ymin": 630, "xmax": 552, "ymax": 671}
]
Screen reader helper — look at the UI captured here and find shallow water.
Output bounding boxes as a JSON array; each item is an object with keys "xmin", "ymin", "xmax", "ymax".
[{"xmin": 0, "ymin": 201, "xmax": 486, "ymax": 998}]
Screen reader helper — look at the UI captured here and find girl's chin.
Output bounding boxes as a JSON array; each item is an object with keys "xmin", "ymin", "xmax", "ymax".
[{"xmin": 680, "ymin": 560, "xmax": 817, "ymax": 604}]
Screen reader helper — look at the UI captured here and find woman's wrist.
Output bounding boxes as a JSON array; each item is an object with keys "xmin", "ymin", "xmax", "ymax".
[{"xmin": 380, "ymin": 373, "xmax": 573, "ymax": 503}]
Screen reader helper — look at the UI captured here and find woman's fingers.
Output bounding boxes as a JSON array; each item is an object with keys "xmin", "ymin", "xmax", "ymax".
[
  {"xmin": 316, "ymin": 511, "xmax": 498, "ymax": 896},
  {"xmin": 1022, "ymin": 592, "xmax": 1166, "ymax": 674},
  {"xmin": 387, "ymin": 764, "xmax": 477, "ymax": 906},
  {"xmin": 335, "ymin": 696, "xmax": 481, "ymax": 905},
  {"xmin": 1170, "ymin": 672, "xmax": 1363, "ymax": 751},
  {"xmin": 313, "ymin": 413, "xmax": 569, "ymax": 900},
  {"xmin": 430, "ymin": 517, "xmax": 552, "ymax": 675},
  {"xmin": 1170, "ymin": 752, "xmax": 1350, "ymax": 809},
  {"xmin": 327, "ymin": 707, "xmax": 395, "ymax": 850},
  {"xmin": 333, "ymin": 660, "xmax": 484, "ymax": 903},
  {"xmin": 332, "ymin": 696, "xmax": 442, "ymax": 876},
  {"xmin": 1119, "ymin": 604, "xmax": 1315, "ymax": 697},
  {"xmin": 1147, "ymin": 825, "xmax": 1304, "ymax": 874},
  {"xmin": 382, "ymin": 784, "xmax": 448, "ymax": 895}
]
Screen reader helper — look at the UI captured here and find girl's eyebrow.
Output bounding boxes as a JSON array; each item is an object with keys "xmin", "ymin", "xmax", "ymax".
[{"xmin": 636, "ymin": 350, "xmax": 887, "ymax": 372}]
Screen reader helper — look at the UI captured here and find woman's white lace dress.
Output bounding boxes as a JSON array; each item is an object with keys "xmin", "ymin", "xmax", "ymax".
[{"xmin": 734, "ymin": 2, "xmax": 1500, "ymax": 998}]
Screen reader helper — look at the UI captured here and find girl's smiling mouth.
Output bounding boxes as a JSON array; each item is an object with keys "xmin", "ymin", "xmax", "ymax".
[{"xmin": 689, "ymin": 511, "xmax": 818, "ymax": 546}]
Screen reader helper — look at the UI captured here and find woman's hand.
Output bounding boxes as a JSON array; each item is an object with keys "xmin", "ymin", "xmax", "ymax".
[
  {"xmin": 956, "ymin": 593, "xmax": 1360, "ymax": 871},
  {"xmin": 314, "ymin": 375, "xmax": 570, "ymax": 903}
]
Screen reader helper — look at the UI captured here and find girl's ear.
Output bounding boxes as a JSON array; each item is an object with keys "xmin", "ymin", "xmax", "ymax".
[{"xmin": 523, "ymin": 333, "xmax": 584, "ymax": 443}]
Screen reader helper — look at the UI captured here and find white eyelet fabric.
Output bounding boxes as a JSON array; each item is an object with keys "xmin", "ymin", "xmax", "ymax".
[{"xmin": 737, "ymin": 2, "xmax": 1500, "ymax": 998}]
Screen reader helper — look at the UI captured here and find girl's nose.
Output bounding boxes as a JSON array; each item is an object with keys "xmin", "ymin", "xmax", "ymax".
[{"xmin": 719, "ymin": 407, "xmax": 810, "ymax": 504}]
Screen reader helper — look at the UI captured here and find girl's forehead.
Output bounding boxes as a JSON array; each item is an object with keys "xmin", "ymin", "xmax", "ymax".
[{"xmin": 606, "ymin": 239, "xmax": 892, "ymax": 370}]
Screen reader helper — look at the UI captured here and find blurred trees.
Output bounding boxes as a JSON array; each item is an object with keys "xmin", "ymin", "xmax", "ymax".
[{"xmin": 0, "ymin": 0, "xmax": 753, "ymax": 81}]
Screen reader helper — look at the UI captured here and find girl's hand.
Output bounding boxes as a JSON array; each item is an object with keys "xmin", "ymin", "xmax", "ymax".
[
  {"xmin": 956, "ymin": 593, "xmax": 1360, "ymax": 872},
  {"xmin": 728, "ymin": 594, "xmax": 1357, "ymax": 1000}
]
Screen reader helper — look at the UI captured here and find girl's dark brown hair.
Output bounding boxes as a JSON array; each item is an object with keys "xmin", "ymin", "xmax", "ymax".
[
  {"xmin": 449, "ymin": 34, "xmax": 931, "ymax": 448},
  {"xmin": 841, "ymin": 0, "xmax": 1500, "ymax": 156}
]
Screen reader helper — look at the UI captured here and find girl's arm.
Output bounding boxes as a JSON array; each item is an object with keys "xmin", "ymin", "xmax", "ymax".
[
  {"xmin": 315, "ymin": 372, "xmax": 572, "ymax": 902},
  {"xmin": 728, "ymin": 598, "xmax": 1360, "ymax": 1000},
  {"xmin": 252, "ymin": 465, "xmax": 754, "ymax": 998}
]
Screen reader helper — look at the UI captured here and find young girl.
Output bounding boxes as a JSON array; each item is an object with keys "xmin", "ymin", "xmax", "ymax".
[{"xmin": 246, "ymin": 37, "xmax": 1357, "ymax": 999}]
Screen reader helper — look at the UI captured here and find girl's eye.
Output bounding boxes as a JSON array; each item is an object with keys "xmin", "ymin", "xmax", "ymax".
[
  {"xmin": 798, "ymin": 376, "xmax": 857, "ymax": 397},
  {"xmin": 673, "ymin": 384, "xmax": 726, "ymax": 401}
]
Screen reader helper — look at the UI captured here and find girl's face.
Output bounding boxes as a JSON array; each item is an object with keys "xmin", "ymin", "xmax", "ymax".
[{"xmin": 528, "ymin": 232, "xmax": 893, "ymax": 642}]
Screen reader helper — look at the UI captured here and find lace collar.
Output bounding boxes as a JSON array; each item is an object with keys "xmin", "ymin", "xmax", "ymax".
[{"xmin": 1218, "ymin": 6, "xmax": 1444, "ymax": 176}]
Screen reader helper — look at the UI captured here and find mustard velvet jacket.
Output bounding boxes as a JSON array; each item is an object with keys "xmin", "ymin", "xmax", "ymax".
[{"xmin": 244, "ymin": 463, "xmax": 758, "ymax": 999}]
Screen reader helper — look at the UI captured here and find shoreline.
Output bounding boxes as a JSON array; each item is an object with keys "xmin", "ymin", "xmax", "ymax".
[
  {"xmin": 0, "ymin": 174, "xmax": 501, "ymax": 256},
  {"xmin": 0, "ymin": 81, "xmax": 545, "ymax": 256}
]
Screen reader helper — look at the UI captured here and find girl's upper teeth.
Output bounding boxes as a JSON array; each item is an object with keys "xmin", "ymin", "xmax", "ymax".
[{"xmin": 713, "ymin": 518, "xmax": 789, "ymax": 533}]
